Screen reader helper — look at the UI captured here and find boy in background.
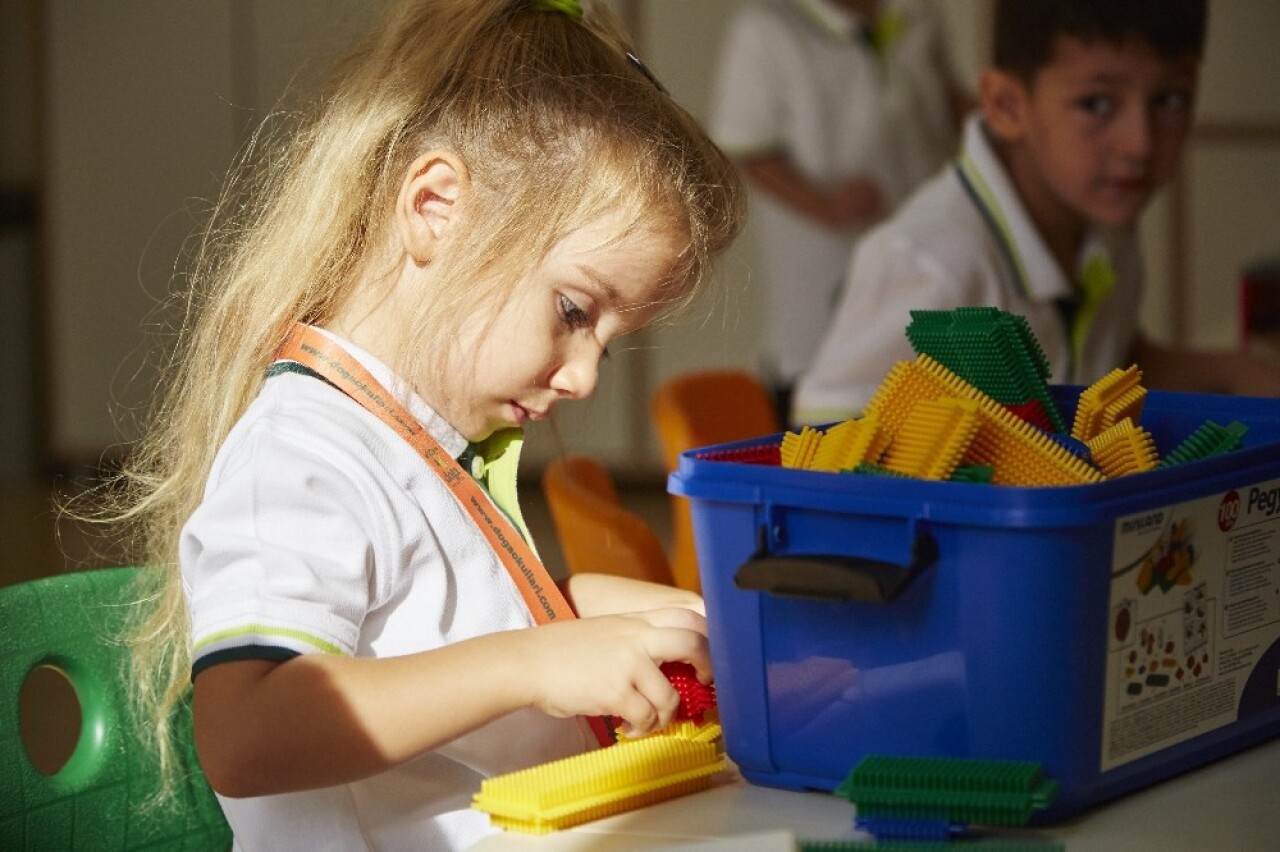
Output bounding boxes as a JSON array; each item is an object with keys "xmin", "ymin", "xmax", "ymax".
[{"xmin": 794, "ymin": 0, "xmax": 1280, "ymax": 426}]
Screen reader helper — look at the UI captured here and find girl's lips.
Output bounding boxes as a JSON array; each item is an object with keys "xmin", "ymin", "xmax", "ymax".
[{"xmin": 510, "ymin": 402, "xmax": 548, "ymax": 425}]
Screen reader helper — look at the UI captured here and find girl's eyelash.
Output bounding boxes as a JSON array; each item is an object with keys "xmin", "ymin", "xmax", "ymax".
[{"xmin": 558, "ymin": 294, "xmax": 591, "ymax": 329}]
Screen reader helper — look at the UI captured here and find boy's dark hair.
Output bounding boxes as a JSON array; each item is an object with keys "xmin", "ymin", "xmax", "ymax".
[{"xmin": 994, "ymin": 0, "xmax": 1207, "ymax": 80}]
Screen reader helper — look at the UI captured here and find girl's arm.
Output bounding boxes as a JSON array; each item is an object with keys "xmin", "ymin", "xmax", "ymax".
[
  {"xmin": 560, "ymin": 572, "xmax": 705, "ymax": 618},
  {"xmin": 193, "ymin": 606, "xmax": 708, "ymax": 799}
]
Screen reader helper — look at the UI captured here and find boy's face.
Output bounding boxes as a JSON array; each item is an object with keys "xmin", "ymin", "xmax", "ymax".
[
  {"xmin": 987, "ymin": 34, "xmax": 1200, "ymax": 231},
  {"xmin": 438, "ymin": 211, "xmax": 679, "ymax": 442}
]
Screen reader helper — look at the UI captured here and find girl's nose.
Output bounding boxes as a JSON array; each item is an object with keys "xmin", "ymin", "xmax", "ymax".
[{"xmin": 551, "ymin": 343, "xmax": 601, "ymax": 400}]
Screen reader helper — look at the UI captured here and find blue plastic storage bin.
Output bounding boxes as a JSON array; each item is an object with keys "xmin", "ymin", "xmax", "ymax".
[{"xmin": 669, "ymin": 388, "xmax": 1280, "ymax": 819}]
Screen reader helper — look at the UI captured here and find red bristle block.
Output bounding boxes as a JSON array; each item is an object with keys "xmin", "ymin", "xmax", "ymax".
[
  {"xmin": 660, "ymin": 661, "xmax": 717, "ymax": 721},
  {"xmin": 1004, "ymin": 399, "xmax": 1054, "ymax": 433}
]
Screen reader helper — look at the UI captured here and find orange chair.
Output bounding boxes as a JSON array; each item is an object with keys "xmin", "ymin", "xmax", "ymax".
[
  {"xmin": 540, "ymin": 455, "xmax": 675, "ymax": 586},
  {"xmin": 650, "ymin": 370, "xmax": 781, "ymax": 593}
]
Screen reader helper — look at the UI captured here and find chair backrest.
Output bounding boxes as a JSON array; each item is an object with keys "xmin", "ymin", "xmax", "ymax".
[
  {"xmin": 650, "ymin": 370, "xmax": 781, "ymax": 593},
  {"xmin": 540, "ymin": 456, "xmax": 675, "ymax": 586},
  {"xmin": 0, "ymin": 567, "xmax": 231, "ymax": 850}
]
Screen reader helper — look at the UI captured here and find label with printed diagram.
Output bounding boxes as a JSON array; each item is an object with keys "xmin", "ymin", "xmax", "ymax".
[{"xmin": 1101, "ymin": 478, "xmax": 1280, "ymax": 771}]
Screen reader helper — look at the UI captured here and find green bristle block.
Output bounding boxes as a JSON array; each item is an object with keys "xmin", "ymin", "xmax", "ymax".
[
  {"xmin": 950, "ymin": 464, "xmax": 994, "ymax": 483},
  {"xmin": 906, "ymin": 308, "xmax": 1064, "ymax": 433},
  {"xmin": 1158, "ymin": 420, "xmax": 1248, "ymax": 467},
  {"xmin": 846, "ymin": 461, "xmax": 910, "ymax": 477},
  {"xmin": 835, "ymin": 756, "xmax": 1058, "ymax": 826}
]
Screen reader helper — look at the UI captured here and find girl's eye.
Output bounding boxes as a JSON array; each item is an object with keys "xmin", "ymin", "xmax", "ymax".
[{"xmin": 558, "ymin": 294, "xmax": 591, "ymax": 330}]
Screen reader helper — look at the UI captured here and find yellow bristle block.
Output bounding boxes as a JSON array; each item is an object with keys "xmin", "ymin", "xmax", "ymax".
[
  {"xmin": 1071, "ymin": 365, "xmax": 1146, "ymax": 442},
  {"xmin": 909, "ymin": 356, "xmax": 1103, "ymax": 486},
  {"xmin": 863, "ymin": 359, "xmax": 957, "ymax": 438},
  {"xmin": 1086, "ymin": 418, "xmax": 1159, "ymax": 477},
  {"xmin": 811, "ymin": 414, "xmax": 888, "ymax": 472},
  {"xmin": 781, "ymin": 425, "xmax": 823, "ymax": 469},
  {"xmin": 883, "ymin": 398, "xmax": 981, "ymax": 480},
  {"xmin": 619, "ymin": 720, "xmax": 724, "ymax": 745},
  {"xmin": 472, "ymin": 733, "xmax": 726, "ymax": 834},
  {"xmin": 964, "ymin": 406, "xmax": 1104, "ymax": 486},
  {"xmin": 851, "ymin": 354, "xmax": 1103, "ymax": 485}
]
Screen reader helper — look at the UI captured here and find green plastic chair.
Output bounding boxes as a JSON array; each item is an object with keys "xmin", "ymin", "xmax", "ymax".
[{"xmin": 0, "ymin": 566, "xmax": 231, "ymax": 849}]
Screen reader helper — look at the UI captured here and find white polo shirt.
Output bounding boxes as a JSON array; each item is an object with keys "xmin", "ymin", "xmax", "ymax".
[
  {"xmin": 709, "ymin": 0, "xmax": 958, "ymax": 383},
  {"xmin": 793, "ymin": 113, "xmax": 1144, "ymax": 424},
  {"xmin": 181, "ymin": 329, "xmax": 588, "ymax": 851}
]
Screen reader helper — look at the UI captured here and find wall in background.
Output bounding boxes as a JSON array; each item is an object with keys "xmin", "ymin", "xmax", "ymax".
[
  {"xmin": 1148, "ymin": 0, "xmax": 1280, "ymax": 349},
  {"xmin": 11, "ymin": 0, "xmax": 1279, "ymax": 478}
]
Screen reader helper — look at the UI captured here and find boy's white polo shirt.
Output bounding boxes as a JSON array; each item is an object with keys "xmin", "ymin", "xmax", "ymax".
[
  {"xmin": 180, "ymin": 328, "xmax": 587, "ymax": 850},
  {"xmin": 793, "ymin": 113, "xmax": 1143, "ymax": 424},
  {"xmin": 709, "ymin": 0, "xmax": 957, "ymax": 384}
]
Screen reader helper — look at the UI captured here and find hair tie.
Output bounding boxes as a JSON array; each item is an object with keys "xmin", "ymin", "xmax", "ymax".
[{"xmin": 531, "ymin": 0, "xmax": 583, "ymax": 19}]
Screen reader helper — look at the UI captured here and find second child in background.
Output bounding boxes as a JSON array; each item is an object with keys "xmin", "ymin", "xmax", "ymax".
[
  {"xmin": 795, "ymin": 0, "xmax": 1280, "ymax": 426},
  {"xmin": 710, "ymin": 0, "xmax": 968, "ymax": 425}
]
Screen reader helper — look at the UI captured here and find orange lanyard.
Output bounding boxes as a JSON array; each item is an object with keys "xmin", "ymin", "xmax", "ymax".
[{"xmin": 275, "ymin": 322, "xmax": 615, "ymax": 746}]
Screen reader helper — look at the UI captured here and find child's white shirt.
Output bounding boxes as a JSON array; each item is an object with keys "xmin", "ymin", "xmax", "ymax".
[
  {"xmin": 180, "ymin": 329, "xmax": 588, "ymax": 851},
  {"xmin": 793, "ymin": 113, "xmax": 1144, "ymax": 424},
  {"xmin": 708, "ymin": 0, "xmax": 958, "ymax": 384}
]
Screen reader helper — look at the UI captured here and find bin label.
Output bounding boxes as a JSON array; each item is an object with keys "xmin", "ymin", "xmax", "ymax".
[{"xmin": 1102, "ymin": 476, "xmax": 1280, "ymax": 771}]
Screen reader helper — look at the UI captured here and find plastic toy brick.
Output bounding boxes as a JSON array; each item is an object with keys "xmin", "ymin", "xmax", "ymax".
[
  {"xmin": 1046, "ymin": 431, "xmax": 1093, "ymax": 463},
  {"xmin": 865, "ymin": 356, "xmax": 1102, "ymax": 486},
  {"xmin": 1159, "ymin": 420, "xmax": 1248, "ymax": 467},
  {"xmin": 882, "ymin": 397, "xmax": 981, "ymax": 481},
  {"xmin": 1071, "ymin": 366, "xmax": 1146, "ymax": 442},
  {"xmin": 906, "ymin": 307, "xmax": 1064, "ymax": 433},
  {"xmin": 659, "ymin": 661, "xmax": 717, "ymax": 722},
  {"xmin": 849, "ymin": 461, "xmax": 911, "ymax": 478},
  {"xmin": 619, "ymin": 719, "xmax": 724, "ymax": 745},
  {"xmin": 473, "ymin": 731, "xmax": 726, "ymax": 834},
  {"xmin": 834, "ymin": 755, "xmax": 1058, "ymax": 827},
  {"xmin": 1004, "ymin": 398, "xmax": 1055, "ymax": 433},
  {"xmin": 949, "ymin": 463, "xmax": 994, "ymax": 483},
  {"xmin": 854, "ymin": 815, "xmax": 963, "ymax": 841},
  {"xmin": 1085, "ymin": 418, "xmax": 1159, "ymax": 478},
  {"xmin": 781, "ymin": 425, "xmax": 824, "ymax": 469},
  {"xmin": 916, "ymin": 356, "xmax": 1103, "ymax": 486},
  {"xmin": 812, "ymin": 413, "xmax": 890, "ymax": 472},
  {"xmin": 694, "ymin": 443, "xmax": 782, "ymax": 466}
]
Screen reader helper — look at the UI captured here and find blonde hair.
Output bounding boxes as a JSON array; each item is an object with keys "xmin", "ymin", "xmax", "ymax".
[{"xmin": 104, "ymin": 0, "xmax": 743, "ymax": 805}]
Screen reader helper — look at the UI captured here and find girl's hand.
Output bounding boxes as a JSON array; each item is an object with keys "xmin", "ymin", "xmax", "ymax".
[
  {"xmin": 561, "ymin": 572, "xmax": 705, "ymax": 618},
  {"xmin": 519, "ymin": 606, "xmax": 711, "ymax": 736}
]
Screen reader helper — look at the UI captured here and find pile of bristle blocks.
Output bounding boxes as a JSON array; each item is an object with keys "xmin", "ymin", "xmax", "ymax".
[{"xmin": 779, "ymin": 307, "xmax": 1247, "ymax": 486}]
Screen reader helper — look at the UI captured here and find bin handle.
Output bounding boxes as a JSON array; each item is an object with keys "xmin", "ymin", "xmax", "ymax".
[{"xmin": 734, "ymin": 527, "xmax": 937, "ymax": 604}]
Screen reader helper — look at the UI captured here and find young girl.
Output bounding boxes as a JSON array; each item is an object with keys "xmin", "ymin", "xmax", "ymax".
[{"xmin": 110, "ymin": 0, "xmax": 744, "ymax": 847}]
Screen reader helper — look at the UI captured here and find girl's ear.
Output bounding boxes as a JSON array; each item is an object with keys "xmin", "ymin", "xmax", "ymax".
[
  {"xmin": 978, "ymin": 68, "xmax": 1030, "ymax": 143},
  {"xmin": 397, "ymin": 151, "xmax": 470, "ymax": 264}
]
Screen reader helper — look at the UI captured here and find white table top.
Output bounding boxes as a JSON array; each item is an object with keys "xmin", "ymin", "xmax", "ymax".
[{"xmin": 471, "ymin": 736, "xmax": 1280, "ymax": 851}]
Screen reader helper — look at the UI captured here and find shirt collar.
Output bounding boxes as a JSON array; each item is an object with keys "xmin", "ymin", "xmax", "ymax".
[
  {"xmin": 792, "ymin": 0, "xmax": 869, "ymax": 41},
  {"xmin": 956, "ymin": 113, "xmax": 1115, "ymax": 302},
  {"xmin": 309, "ymin": 326, "xmax": 471, "ymax": 460}
]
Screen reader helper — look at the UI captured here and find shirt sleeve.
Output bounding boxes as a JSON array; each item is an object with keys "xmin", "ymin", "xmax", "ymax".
[
  {"xmin": 793, "ymin": 225, "xmax": 979, "ymax": 423},
  {"xmin": 708, "ymin": 6, "xmax": 790, "ymax": 156},
  {"xmin": 182, "ymin": 410, "xmax": 387, "ymax": 677}
]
